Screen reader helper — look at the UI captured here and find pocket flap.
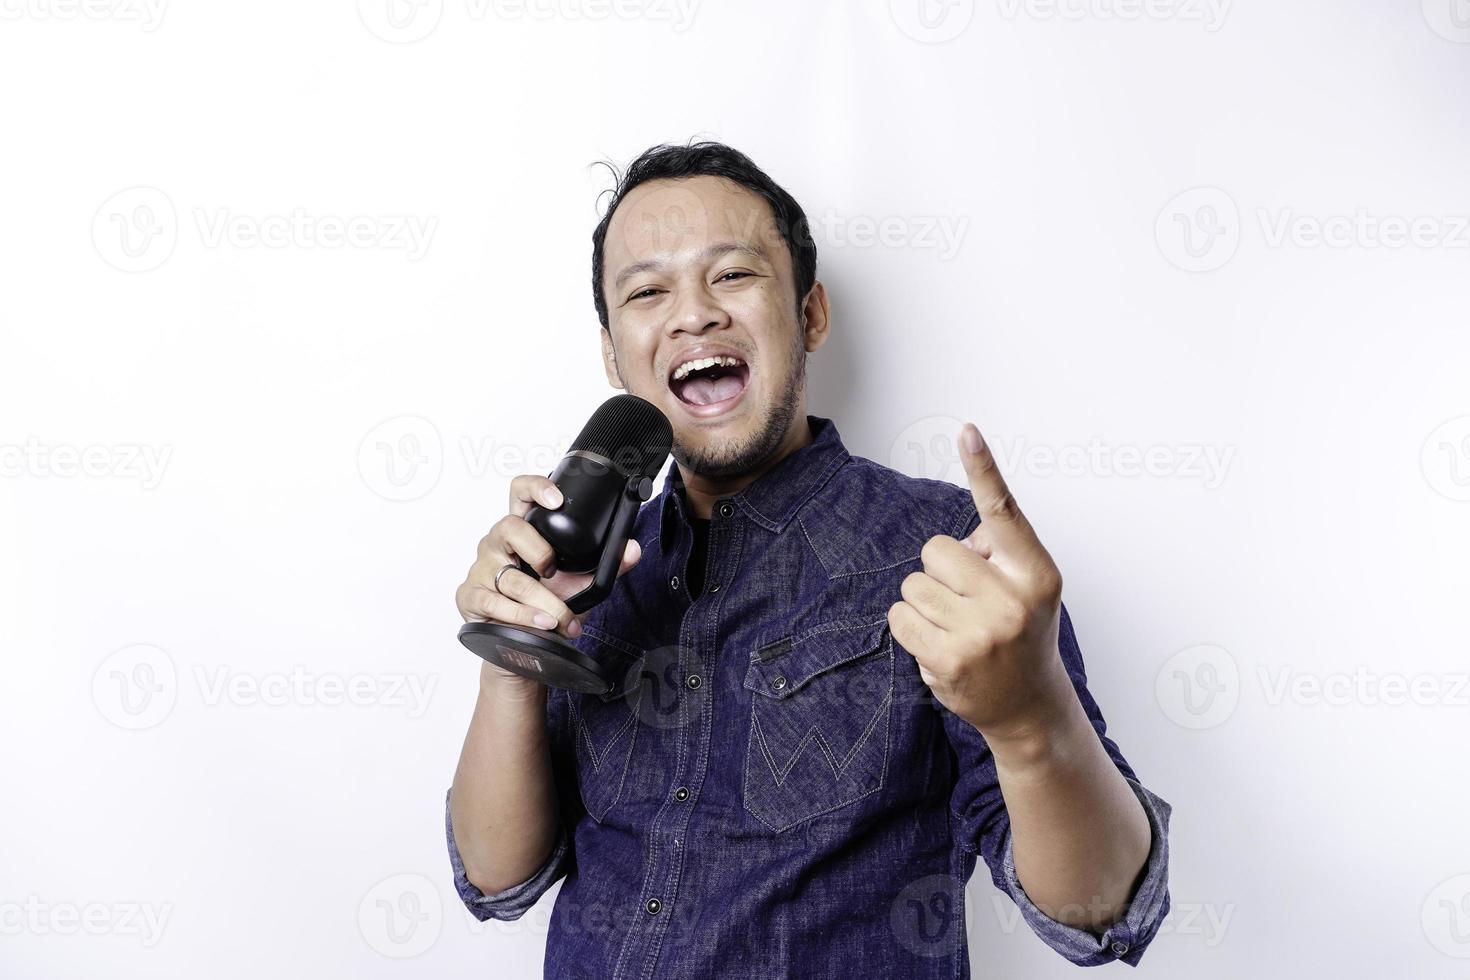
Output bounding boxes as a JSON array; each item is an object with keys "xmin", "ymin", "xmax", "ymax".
[{"xmin": 743, "ymin": 616, "xmax": 891, "ymax": 700}]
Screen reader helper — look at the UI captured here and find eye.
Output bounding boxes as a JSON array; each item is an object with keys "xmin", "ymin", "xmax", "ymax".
[
  {"xmin": 628, "ymin": 287, "xmax": 664, "ymax": 302},
  {"xmin": 715, "ymin": 271, "xmax": 753, "ymax": 283}
]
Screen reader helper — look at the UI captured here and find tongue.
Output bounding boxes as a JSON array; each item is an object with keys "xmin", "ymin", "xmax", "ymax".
[{"xmin": 681, "ymin": 372, "xmax": 744, "ymax": 406}]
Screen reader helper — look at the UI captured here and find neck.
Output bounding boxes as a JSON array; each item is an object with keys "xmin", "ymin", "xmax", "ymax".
[{"xmin": 677, "ymin": 415, "xmax": 813, "ymax": 520}]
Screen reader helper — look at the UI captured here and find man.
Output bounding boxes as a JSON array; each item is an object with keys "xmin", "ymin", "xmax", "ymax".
[{"xmin": 447, "ymin": 141, "xmax": 1172, "ymax": 978}]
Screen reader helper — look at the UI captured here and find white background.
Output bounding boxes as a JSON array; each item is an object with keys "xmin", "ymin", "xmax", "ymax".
[{"xmin": 3, "ymin": 1, "xmax": 1469, "ymax": 977}]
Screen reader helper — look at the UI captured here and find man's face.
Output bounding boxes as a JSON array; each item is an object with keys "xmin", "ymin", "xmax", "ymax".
[{"xmin": 600, "ymin": 175, "xmax": 821, "ymax": 478}]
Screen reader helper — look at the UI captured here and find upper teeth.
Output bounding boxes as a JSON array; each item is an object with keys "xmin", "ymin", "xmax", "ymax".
[{"xmin": 672, "ymin": 355, "xmax": 743, "ymax": 382}]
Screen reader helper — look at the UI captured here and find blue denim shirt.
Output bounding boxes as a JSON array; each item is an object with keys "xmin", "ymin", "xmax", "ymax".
[{"xmin": 446, "ymin": 414, "xmax": 1172, "ymax": 977}]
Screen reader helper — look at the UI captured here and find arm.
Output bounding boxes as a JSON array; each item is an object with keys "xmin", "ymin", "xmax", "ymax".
[
  {"xmin": 449, "ymin": 667, "xmax": 560, "ymax": 896},
  {"xmin": 445, "ymin": 664, "xmax": 583, "ymax": 921},
  {"xmin": 445, "ymin": 471, "xmax": 636, "ymax": 919},
  {"xmin": 888, "ymin": 422, "xmax": 1172, "ymax": 964},
  {"xmin": 937, "ymin": 604, "xmax": 1173, "ymax": 965},
  {"xmin": 984, "ymin": 624, "xmax": 1151, "ymax": 931}
]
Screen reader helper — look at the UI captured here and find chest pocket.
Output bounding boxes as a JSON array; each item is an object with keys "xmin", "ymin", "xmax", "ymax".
[
  {"xmin": 741, "ymin": 616, "xmax": 895, "ymax": 833},
  {"xmin": 567, "ymin": 627, "xmax": 644, "ymax": 823}
]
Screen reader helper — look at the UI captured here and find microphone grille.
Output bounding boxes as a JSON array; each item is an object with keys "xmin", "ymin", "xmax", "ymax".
[{"xmin": 569, "ymin": 394, "xmax": 674, "ymax": 481}]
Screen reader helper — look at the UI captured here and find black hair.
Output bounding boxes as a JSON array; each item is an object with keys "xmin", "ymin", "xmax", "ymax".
[{"xmin": 590, "ymin": 140, "xmax": 818, "ymax": 331}]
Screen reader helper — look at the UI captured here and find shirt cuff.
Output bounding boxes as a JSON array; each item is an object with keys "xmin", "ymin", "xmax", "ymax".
[
  {"xmin": 998, "ymin": 777, "xmax": 1172, "ymax": 967},
  {"xmin": 444, "ymin": 787, "xmax": 569, "ymax": 922}
]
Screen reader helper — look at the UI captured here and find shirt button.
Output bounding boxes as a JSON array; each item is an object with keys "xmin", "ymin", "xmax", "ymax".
[
  {"xmin": 674, "ymin": 786, "xmax": 690, "ymax": 802},
  {"xmin": 771, "ymin": 675, "xmax": 787, "ymax": 691},
  {"xmin": 686, "ymin": 674, "xmax": 702, "ymax": 690},
  {"xmin": 1110, "ymin": 941, "xmax": 1129, "ymax": 955},
  {"xmin": 718, "ymin": 501, "xmax": 734, "ymax": 518},
  {"xmin": 645, "ymin": 898, "xmax": 662, "ymax": 915},
  {"xmin": 669, "ymin": 575, "xmax": 680, "ymax": 593},
  {"xmin": 709, "ymin": 584, "xmax": 719, "ymax": 593}
]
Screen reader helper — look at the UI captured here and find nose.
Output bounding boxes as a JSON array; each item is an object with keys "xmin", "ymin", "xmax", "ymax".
[{"xmin": 664, "ymin": 279, "xmax": 731, "ymax": 337}]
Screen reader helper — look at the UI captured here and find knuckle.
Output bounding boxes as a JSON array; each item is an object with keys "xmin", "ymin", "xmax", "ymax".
[
  {"xmin": 972, "ymin": 444, "xmax": 999, "ymax": 476},
  {"xmin": 997, "ymin": 594, "xmax": 1028, "ymax": 629},
  {"xmin": 987, "ymin": 489, "xmax": 1021, "ymax": 521},
  {"xmin": 1036, "ymin": 566, "xmax": 1063, "ymax": 602}
]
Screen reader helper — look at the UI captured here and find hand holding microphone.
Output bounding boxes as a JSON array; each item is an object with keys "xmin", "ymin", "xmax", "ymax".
[
  {"xmin": 454, "ymin": 473, "xmax": 643, "ymax": 687},
  {"xmin": 455, "ymin": 395, "xmax": 673, "ymax": 694}
]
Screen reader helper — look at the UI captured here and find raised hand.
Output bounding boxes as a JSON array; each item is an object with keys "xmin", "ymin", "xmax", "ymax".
[{"xmin": 887, "ymin": 423, "xmax": 1074, "ymax": 742}]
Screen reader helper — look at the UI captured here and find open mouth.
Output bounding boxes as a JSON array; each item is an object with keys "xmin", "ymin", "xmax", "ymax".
[{"xmin": 668, "ymin": 355, "xmax": 751, "ymax": 416}]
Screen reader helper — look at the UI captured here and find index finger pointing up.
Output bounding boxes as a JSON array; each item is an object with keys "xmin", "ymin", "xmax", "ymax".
[{"xmin": 958, "ymin": 422, "xmax": 1036, "ymax": 552}]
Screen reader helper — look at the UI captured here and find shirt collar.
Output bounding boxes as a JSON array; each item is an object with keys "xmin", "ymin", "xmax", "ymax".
[{"xmin": 658, "ymin": 414, "xmax": 850, "ymax": 552}]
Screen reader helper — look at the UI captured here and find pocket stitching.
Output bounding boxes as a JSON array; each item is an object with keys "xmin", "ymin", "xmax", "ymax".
[
  {"xmin": 569, "ymin": 629, "xmax": 644, "ymax": 822},
  {"xmin": 749, "ymin": 656, "xmax": 894, "ymax": 785},
  {"xmin": 742, "ymin": 631, "xmax": 895, "ymax": 834},
  {"xmin": 744, "ymin": 616, "xmax": 890, "ymax": 699}
]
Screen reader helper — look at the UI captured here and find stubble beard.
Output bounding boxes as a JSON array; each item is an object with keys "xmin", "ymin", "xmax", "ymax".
[{"xmin": 671, "ymin": 329, "xmax": 806, "ymax": 480}]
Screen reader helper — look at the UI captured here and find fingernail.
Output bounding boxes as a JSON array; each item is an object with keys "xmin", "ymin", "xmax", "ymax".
[
  {"xmin": 960, "ymin": 425, "xmax": 981, "ymax": 454},
  {"xmin": 541, "ymin": 487, "xmax": 563, "ymax": 507},
  {"xmin": 568, "ymin": 618, "xmax": 582, "ymax": 638},
  {"xmin": 534, "ymin": 612, "xmax": 557, "ymax": 629}
]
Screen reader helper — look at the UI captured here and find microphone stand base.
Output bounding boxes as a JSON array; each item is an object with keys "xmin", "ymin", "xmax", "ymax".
[{"xmin": 458, "ymin": 621, "xmax": 618, "ymax": 696}]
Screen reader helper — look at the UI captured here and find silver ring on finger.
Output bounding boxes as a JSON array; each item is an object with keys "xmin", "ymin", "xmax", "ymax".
[{"xmin": 493, "ymin": 562, "xmax": 518, "ymax": 594}]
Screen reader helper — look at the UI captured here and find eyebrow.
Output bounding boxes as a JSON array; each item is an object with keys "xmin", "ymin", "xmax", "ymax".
[{"xmin": 612, "ymin": 241, "xmax": 771, "ymax": 292}]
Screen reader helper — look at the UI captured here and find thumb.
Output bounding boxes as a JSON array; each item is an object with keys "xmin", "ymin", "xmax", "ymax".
[{"xmin": 618, "ymin": 538, "xmax": 642, "ymax": 575}]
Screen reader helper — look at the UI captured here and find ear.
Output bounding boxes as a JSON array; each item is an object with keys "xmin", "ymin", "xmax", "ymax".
[
  {"xmin": 600, "ymin": 327, "xmax": 626, "ymax": 389},
  {"xmin": 799, "ymin": 280, "xmax": 831, "ymax": 353}
]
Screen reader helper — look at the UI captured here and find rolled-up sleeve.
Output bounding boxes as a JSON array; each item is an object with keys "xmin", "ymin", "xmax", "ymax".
[
  {"xmin": 444, "ymin": 687, "xmax": 583, "ymax": 922},
  {"xmin": 940, "ymin": 601, "xmax": 1173, "ymax": 967}
]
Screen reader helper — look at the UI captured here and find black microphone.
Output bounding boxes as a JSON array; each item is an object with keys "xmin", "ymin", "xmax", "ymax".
[{"xmin": 458, "ymin": 394, "xmax": 673, "ymax": 693}]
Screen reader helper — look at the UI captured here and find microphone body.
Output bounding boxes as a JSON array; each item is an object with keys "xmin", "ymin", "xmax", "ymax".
[
  {"xmin": 526, "ymin": 451, "xmax": 629, "ymax": 573},
  {"xmin": 459, "ymin": 394, "xmax": 673, "ymax": 692}
]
